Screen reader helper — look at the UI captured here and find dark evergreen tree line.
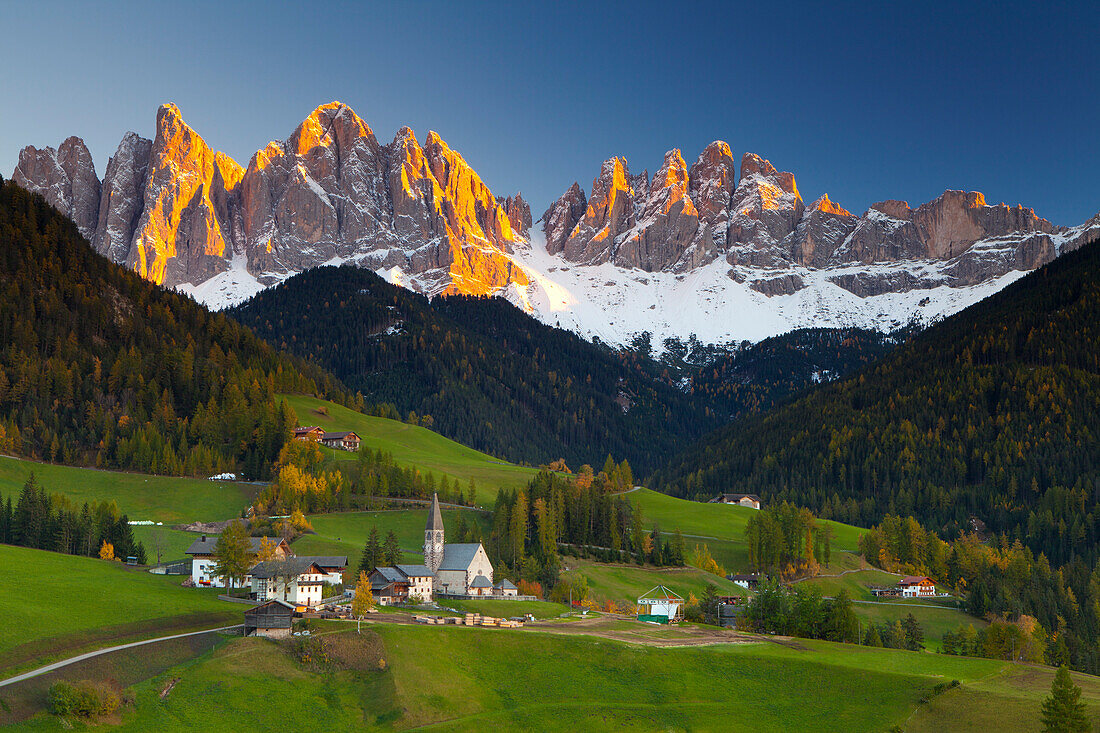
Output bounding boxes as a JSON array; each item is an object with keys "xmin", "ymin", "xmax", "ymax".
[
  {"xmin": 0, "ymin": 180, "xmax": 355, "ymax": 479},
  {"xmin": 0, "ymin": 474, "xmax": 146, "ymax": 563},
  {"xmin": 859, "ymin": 513, "xmax": 1099, "ymax": 674},
  {"xmin": 651, "ymin": 234, "xmax": 1100, "ymax": 569}
]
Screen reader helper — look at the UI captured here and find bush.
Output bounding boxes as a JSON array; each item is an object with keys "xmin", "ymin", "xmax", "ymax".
[
  {"xmin": 47, "ymin": 680, "xmax": 120, "ymax": 719},
  {"xmin": 47, "ymin": 682, "xmax": 78, "ymax": 716}
]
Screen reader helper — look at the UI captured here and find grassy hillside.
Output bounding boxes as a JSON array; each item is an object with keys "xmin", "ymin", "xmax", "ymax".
[
  {"xmin": 563, "ymin": 557, "xmax": 745, "ymax": 604},
  {"xmin": 283, "ymin": 395, "xmax": 539, "ymax": 496},
  {"xmin": 13, "ymin": 625, "xmax": 1099, "ymax": 731},
  {"xmin": 0, "ymin": 455, "xmax": 253, "ymax": 524},
  {"xmin": 0, "ymin": 545, "xmax": 238, "ymax": 678},
  {"xmin": 293, "ymin": 507, "xmax": 491, "ymax": 562},
  {"xmin": 626, "ymin": 487, "xmax": 866, "ymax": 572}
]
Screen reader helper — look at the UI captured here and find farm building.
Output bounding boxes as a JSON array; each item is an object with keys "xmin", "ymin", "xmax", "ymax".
[
  {"xmin": 394, "ymin": 564, "xmax": 434, "ymax": 601},
  {"xmin": 293, "ymin": 426, "xmax": 325, "ymax": 442},
  {"xmin": 637, "ymin": 585, "xmax": 684, "ymax": 623},
  {"xmin": 370, "ymin": 566, "xmax": 411, "ymax": 605},
  {"xmin": 493, "ymin": 579, "xmax": 518, "ymax": 597},
  {"xmin": 727, "ymin": 573, "xmax": 760, "ymax": 590},
  {"xmin": 185, "ymin": 535, "xmax": 291, "ymax": 588},
  {"xmin": 710, "ymin": 493, "xmax": 762, "ymax": 510},
  {"xmin": 244, "ymin": 599, "xmax": 296, "ymax": 639},
  {"xmin": 898, "ymin": 576, "xmax": 936, "ymax": 598},
  {"xmin": 249, "ymin": 559, "xmax": 329, "ymax": 608},
  {"xmin": 321, "ymin": 431, "xmax": 361, "ymax": 451}
]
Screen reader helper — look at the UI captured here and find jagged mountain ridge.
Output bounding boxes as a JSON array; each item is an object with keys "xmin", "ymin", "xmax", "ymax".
[
  {"xmin": 12, "ymin": 103, "xmax": 1100, "ymax": 347},
  {"xmin": 11, "ymin": 101, "xmax": 532, "ymax": 304}
]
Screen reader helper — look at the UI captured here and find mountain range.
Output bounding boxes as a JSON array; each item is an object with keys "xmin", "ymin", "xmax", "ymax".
[{"xmin": 12, "ymin": 101, "xmax": 1100, "ymax": 347}]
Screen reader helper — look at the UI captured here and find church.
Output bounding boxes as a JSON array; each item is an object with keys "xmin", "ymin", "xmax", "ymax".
[
  {"xmin": 370, "ymin": 493, "xmax": 503, "ymax": 603},
  {"xmin": 423, "ymin": 493, "xmax": 495, "ymax": 596}
]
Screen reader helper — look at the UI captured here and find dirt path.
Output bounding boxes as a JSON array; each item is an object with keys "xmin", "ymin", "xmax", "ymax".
[{"xmin": 0, "ymin": 625, "xmax": 242, "ymax": 688}]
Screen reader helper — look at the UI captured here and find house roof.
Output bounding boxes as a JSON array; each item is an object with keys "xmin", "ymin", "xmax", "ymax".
[
  {"xmin": 638, "ymin": 585, "xmax": 684, "ymax": 602},
  {"xmin": 395, "ymin": 564, "xmax": 434, "ymax": 578},
  {"xmin": 185, "ymin": 535, "xmax": 286, "ymax": 556},
  {"xmin": 298, "ymin": 555, "xmax": 347, "ymax": 570},
  {"xmin": 426, "ymin": 492, "xmax": 444, "ymax": 532},
  {"xmin": 245, "ymin": 599, "xmax": 296, "ymax": 615},
  {"xmin": 249, "ymin": 559, "xmax": 325, "ymax": 579},
  {"xmin": 898, "ymin": 576, "xmax": 933, "ymax": 586},
  {"xmin": 322, "ymin": 431, "xmax": 359, "ymax": 441},
  {"xmin": 372, "ymin": 566, "xmax": 408, "ymax": 584},
  {"xmin": 294, "ymin": 426, "xmax": 322, "ymax": 434},
  {"xmin": 495, "ymin": 579, "xmax": 517, "ymax": 590},
  {"xmin": 438, "ymin": 543, "xmax": 483, "ymax": 571},
  {"xmin": 727, "ymin": 574, "xmax": 760, "ymax": 582},
  {"xmin": 721, "ymin": 493, "xmax": 761, "ymax": 502},
  {"xmin": 470, "ymin": 575, "xmax": 492, "ymax": 588}
]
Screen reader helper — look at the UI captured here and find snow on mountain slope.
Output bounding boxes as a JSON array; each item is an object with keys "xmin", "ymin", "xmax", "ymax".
[{"xmin": 501, "ymin": 230, "xmax": 1029, "ymax": 349}]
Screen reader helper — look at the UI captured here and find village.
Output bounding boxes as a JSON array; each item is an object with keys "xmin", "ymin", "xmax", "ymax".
[{"xmin": 185, "ymin": 423, "xmax": 948, "ymax": 636}]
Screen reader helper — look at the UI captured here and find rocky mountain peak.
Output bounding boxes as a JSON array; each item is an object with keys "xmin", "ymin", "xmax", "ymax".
[
  {"xmin": 11, "ymin": 135, "xmax": 100, "ymax": 241},
  {"xmin": 561, "ymin": 157, "xmax": 637, "ymax": 264},
  {"xmin": 726, "ymin": 153, "xmax": 805, "ymax": 266},
  {"xmin": 128, "ymin": 104, "xmax": 240, "ymax": 285},
  {"xmin": 498, "ymin": 193, "xmax": 532, "ymax": 237},
  {"xmin": 541, "ymin": 182, "xmax": 587, "ymax": 255},
  {"xmin": 811, "ymin": 194, "xmax": 852, "ymax": 217}
]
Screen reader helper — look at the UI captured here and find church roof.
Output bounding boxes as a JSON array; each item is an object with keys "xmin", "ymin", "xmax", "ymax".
[
  {"xmin": 426, "ymin": 492, "xmax": 444, "ymax": 532},
  {"xmin": 470, "ymin": 575, "xmax": 492, "ymax": 588},
  {"xmin": 438, "ymin": 543, "xmax": 483, "ymax": 571}
]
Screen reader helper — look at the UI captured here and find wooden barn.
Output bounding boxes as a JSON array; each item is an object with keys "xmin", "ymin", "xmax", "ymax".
[{"xmin": 244, "ymin": 599, "xmax": 296, "ymax": 639}]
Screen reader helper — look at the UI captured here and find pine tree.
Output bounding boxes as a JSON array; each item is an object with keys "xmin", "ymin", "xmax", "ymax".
[
  {"xmin": 1040, "ymin": 666, "xmax": 1089, "ymax": 732},
  {"xmin": 383, "ymin": 530, "xmax": 402, "ymax": 565},
  {"xmin": 359, "ymin": 527, "xmax": 383, "ymax": 574}
]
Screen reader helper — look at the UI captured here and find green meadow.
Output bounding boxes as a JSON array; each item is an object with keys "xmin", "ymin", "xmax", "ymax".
[
  {"xmin": 293, "ymin": 507, "xmax": 491, "ymax": 563},
  {"xmin": 0, "ymin": 544, "xmax": 239, "ymax": 678},
  {"xmin": 281, "ymin": 395, "xmax": 540, "ymax": 497},
  {"xmin": 0, "ymin": 455, "xmax": 253, "ymax": 524},
  {"xmin": 562, "ymin": 557, "xmax": 745, "ymax": 604},
  {"xmin": 12, "ymin": 624, "xmax": 1099, "ymax": 731}
]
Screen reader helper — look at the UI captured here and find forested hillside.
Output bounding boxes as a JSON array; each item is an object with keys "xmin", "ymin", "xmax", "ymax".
[
  {"xmin": 230, "ymin": 267, "xmax": 901, "ymax": 475},
  {"xmin": 0, "ymin": 178, "xmax": 353, "ymax": 478},
  {"xmin": 229, "ymin": 266, "xmax": 718, "ymax": 475},
  {"xmin": 651, "ymin": 234, "xmax": 1100, "ymax": 566}
]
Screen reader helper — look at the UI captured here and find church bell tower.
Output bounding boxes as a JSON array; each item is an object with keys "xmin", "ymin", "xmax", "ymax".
[{"xmin": 424, "ymin": 492, "xmax": 445, "ymax": 573}]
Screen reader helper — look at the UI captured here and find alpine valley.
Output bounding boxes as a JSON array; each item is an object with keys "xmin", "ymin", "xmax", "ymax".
[{"xmin": 12, "ymin": 101, "xmax": 1100, "ymax": 348}]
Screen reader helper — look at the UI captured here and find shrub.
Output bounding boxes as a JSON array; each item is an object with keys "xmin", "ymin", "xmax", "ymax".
[
  {"xmin": 47, "ymin": 680, "xmax": 120, "ymax": 719},
  {"xmin": 47, "ymin": 682, "xmax": 78, "ymax": 716}
]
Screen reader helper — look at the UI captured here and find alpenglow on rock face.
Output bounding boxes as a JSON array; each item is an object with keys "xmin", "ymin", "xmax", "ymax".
[
  {"xmin": 12, "ymin": 101, "xmax": 530, "ymax": 298},
  {"xmin": 541, "ymin": 146, "xmax": 1098, "ymax": 296},
  {"xmin": 12, "ymin": 105, "xmax": 1100, "ymax": 347}
]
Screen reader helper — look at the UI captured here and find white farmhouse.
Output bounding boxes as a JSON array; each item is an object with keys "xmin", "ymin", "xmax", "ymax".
[
  {"xmin": 185, "ymin": 534, "xmax": 290, "ymax": 588},
  {"xmin": 249, "ymin": 558, "xmax": 329, "ymax": 608}
]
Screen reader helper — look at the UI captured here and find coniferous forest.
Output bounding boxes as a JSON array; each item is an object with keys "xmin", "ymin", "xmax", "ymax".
[
  {"xmin": 651, "ymin": 234, "xmax": 1100, "ymax": 565},
  {"xmin": 229, "ymin": 266, "xmax": 899, "ymax": 475},
  {"xmin": 0, "ymin": 180, "xmax": 355, "ymax": 479}
]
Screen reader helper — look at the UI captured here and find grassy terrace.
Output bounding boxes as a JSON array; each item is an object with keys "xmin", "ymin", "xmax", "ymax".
[
  {"xmin": 281, "ymin": 395, "xmax": 540, "ymax": 498},
  {"xmin": 0, "ymin": 544, "xmax": 239, "ymax": 679},
  {"xmin": 0, "ymin": 455, "xmax": 253, "ymax": 525},
  {"xmin": 623, "ymin": 487, "xmax": 866, "ymax": 573},
  {"xmin": 294, "ymin": 507, "xmax": 491, "ymax": 561},
  {"xmin": 9, "ymin": 625, "xmax": 1097, "ymax": 731},
  {"xmin": 563, "ymin": 557, "xmax": 746, "ymax": 604}
]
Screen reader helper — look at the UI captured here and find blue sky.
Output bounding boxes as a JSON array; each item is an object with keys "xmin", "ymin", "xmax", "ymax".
[{"xmin": 1, "ymin": 1, "xmax": 1097, "ymax": 224}]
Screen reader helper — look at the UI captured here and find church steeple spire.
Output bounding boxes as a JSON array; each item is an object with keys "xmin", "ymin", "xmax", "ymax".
[{"xmin": 424, "ymin": 492, "xmax": 445, "ymax": 574}]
